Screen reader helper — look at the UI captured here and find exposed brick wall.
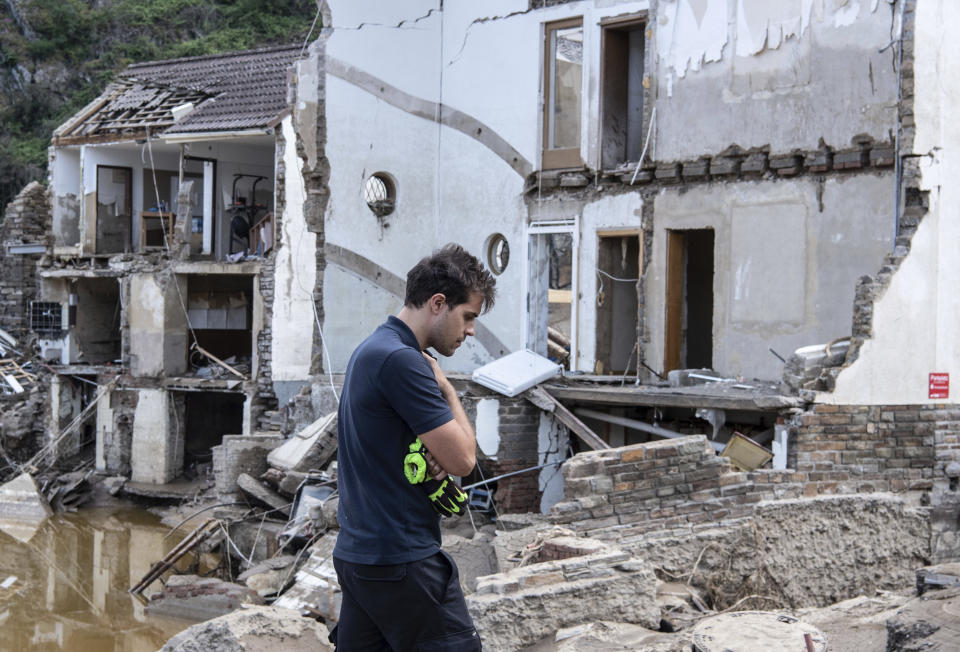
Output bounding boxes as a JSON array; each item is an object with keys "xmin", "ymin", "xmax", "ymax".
[
  {"xmin": 550, "ymin": 403, "xmax": 959, "ymax": 544},
  {"xmin": 0, "ymin": 182, "xmax": 51, "ymax": 340},
  {"xmin": 791, "ymin": 403, "xmax": 953, "ymax": 494},
  {"xmin": 551, "ymin": 436, "xmax": 764, "ymax": 542},
  {"xmin": 462, "ymin": 388, "xmax": 545, "ymax": 514}
]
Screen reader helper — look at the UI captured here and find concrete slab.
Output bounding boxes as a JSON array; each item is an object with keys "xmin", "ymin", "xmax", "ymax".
[{"xmin": 0, "ymin": 473, "xmax": 53, "ymax": 522}]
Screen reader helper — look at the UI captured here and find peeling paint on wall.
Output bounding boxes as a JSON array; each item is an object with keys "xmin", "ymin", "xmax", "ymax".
[{"xmin": 657, "ymin": 0, "xmax": 729, "ymax": 79}]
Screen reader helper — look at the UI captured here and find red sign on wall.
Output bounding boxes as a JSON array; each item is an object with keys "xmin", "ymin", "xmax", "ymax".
[{"xmin": 929, "ymin": 373, "xmax": 950, "ymax": 399}]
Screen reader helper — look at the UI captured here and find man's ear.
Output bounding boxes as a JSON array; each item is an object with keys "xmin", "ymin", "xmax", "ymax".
[{"xmin": 428, "ymin": 293, "xmax": 446, "ymax": 314}]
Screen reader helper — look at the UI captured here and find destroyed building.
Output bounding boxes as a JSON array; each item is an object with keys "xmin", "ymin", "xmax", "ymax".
[
  {"xmin": 1, "ymin": 0, "xmax": 958, "ymax": 561},
  {"xmin": 0, "ymin": 44, "xmax": 331, "ymax": 487},
  {"xmin": 274, "ymin": 0, "xmax": 957, "ymax": 532}
]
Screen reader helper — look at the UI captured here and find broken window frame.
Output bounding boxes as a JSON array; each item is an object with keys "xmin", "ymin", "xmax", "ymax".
[
  {"xmin": 542, "ymin": 17, "xmax": 584, "ymax": 170},
  {"xmin": 525, "ymin": 218, "xmax": 580, "ymax": 370},
  {"xmin": 599, "ymin": 14, "xmax": 647, "ymax": 170}
]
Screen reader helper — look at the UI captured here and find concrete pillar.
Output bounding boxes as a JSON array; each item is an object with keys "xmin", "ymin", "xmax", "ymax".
[
  {"xmin": 130, "ymin": 389, "xmax": 181, "ymax": 483},
  {"xmin": 128, "ymin": 273, "xmax": 188, "ymax": 377}
]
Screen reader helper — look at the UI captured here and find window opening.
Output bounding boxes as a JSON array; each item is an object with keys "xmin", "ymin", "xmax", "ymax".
[
  {"xmin": 364, "ymin": 173, "xmax": 396, "ymax": 218},
  {"xmin": 601, "ymin": 18, "xmax": 646, "ymax": 169},
  {"xmin": 31, "ymin": 302, "xmax": 63, "ymax": 334},
  {"xmin": 543, "ymin": 18, "xmax": 583, "ymax": 169},
  {"xmin": 664, "ymin": 229, "xmax": 714, "ymax": 373},
  {"xmin": 95, "ymin": 165, "xmax": 132, "ymax": 254},
  {"xmin": 486, "ymin": 233, "xmax": 510, "ymax": 275},
  {"xmin": 185, "ymin": 274, "xmax": 254, "ymax": 376},
  {"xmin": 183, "ymin": 391, "xmax": 244, "ymax": 467},
  {"xmin": 73, "ymin": 277, "xmax": 122, "ymax": 364}
]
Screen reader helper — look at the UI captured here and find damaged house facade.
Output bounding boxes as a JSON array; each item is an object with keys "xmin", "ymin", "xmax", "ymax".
[
  {"xmin": 299, "ymin": 0, "xmax": 960, "ymax": 537},
  {"xmin": 0, "ymin": 44, "xmax": 330, "ymax": 488}
]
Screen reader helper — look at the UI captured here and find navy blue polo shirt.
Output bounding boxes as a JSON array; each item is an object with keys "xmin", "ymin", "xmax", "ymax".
[{"xmin": 334, "ymin": 316, "xmax": 455, "ymax": 565}]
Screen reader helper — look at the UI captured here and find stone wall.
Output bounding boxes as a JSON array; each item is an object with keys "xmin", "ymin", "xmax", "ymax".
[
  {"xmin": 0, "ymin": 182, "xmax": 51, "ymax": 340},
  {"xmin": 790, "ymin": 403, "xmax": 958, "ymax": 494},
  {"xmin": 549, "ymin": 435, "xmax": 932, "ymax": 609},
  {"xmin": 551, "ymin": 411, "xmax": 958, "ymax": 543}
]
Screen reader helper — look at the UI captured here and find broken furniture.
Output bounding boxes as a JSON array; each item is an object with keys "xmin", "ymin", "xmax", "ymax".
[
  {"xmin": 0, "ymin": 358, "xmax": 35, "ymax": 395},
  {"xmin": 139, "ymin": 211, "xmax": 175, "ymax": 250}
]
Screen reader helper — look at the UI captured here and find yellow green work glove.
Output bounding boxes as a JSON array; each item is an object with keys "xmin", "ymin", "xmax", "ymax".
[
  {"xmin": 422, "ymin": 476, "xmax": 468, "ymax": 518},
  {"xmin": 403, "ymin": 437, "xmax": 468, "ymax": 517}
]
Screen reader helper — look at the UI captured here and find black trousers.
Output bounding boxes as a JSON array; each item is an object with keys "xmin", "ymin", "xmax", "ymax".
[{"xmin": 331, "ymin": 551, "xmax": 482, "ymax": 651}]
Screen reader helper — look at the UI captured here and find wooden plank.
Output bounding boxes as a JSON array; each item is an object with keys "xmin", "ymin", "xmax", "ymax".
[
  {"xmin": 543, "ymin": 384, "xmax": 800, "ymax": 411},
  {"xmin": 525, "ymin": 387, "xmax": 610, "ymax": 450}
]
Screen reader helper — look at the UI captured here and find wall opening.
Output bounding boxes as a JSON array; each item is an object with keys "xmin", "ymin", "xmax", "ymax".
[
  {"xmin": 74, "ymin": 277, "xmax": 122, "ymax": 364},
  {"xmin": 183, "ymin": 391, "xmax": 244, "ymax": 468},
  {"xmin": 600, "ymin": 17, "xmax": 646, "ymax": 169},
  {"xmin": 665, "ymin": 229, "xmax": 714, "ymax": 372},
  {"xmin": 185, "ymin": 274, "xmax": 254, "ymax": 374},
  {"xmin": 95, "ymin": 165, "xmax": 132, "ymax": 254},
  {"xmin": 595, "ymin": 233, "xmax": 640, "ymax": 374}
]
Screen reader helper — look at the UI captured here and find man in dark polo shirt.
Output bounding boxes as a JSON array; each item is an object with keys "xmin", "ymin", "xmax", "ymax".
[{"xmin": 331, "ymin": 244, "xmax": 496, "ymax": 650}]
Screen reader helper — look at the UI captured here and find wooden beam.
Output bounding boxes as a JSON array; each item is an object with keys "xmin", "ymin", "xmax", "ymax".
[{"xmin": 525, "ymin": 386, "xmax": 610, "ymax": 450}]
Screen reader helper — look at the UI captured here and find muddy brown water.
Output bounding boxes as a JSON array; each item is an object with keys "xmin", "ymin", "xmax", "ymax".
[{"xmin": 0, "ymin": 507, "xmax": 203, "ymax": 651}]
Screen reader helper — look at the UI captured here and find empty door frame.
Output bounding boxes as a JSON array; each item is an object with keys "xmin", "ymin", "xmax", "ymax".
[
  {"xmin": 663, "ymin": 228, "xmax": 714, "ymax": 373},
  {"xmin": 525, "ymin": 218, "xmax": 580, "ymax": 369},
  {"xmin": 595, "ymin": 228, "xmax": 642, "ymax": 374}
]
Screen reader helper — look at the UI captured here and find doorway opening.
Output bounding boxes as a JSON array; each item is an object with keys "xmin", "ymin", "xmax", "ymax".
[
  {"xmin": 183, "ymin": 391, "xmax": 244, "ymax": 465},
  {"xmin": 95, "ymin": 165, "xmax": 132, "ymax": 254},
  {"xmin": 595, "ymin": 232, "xmax": 640, "ymax": 374},
  {"xmin": 664, "ymin": 229, "xmax": 714, "ymax": 373}
]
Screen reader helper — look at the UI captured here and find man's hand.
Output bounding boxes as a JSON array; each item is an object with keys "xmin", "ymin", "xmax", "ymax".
[
  {"xmin": 424, "ymin": 450, "xmax": 447, "ymax": 481},
  {"xmin": 422, "ymin": 351, "xmax": 454, "ymax": 397}
]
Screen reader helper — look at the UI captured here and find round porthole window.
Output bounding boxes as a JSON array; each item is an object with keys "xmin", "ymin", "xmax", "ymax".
[
  {"xmin": 364, "ymin": 173, "xmax": 396, "ymax": 217},
  {"xmin": 486, "ymin": 233, "xmax": 510, "ymax": 275}
]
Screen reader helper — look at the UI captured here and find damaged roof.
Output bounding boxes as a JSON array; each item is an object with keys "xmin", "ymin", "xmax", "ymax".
[{"xmin": 53, "ymin": 44, "xmax": 303, "ymax": 145}]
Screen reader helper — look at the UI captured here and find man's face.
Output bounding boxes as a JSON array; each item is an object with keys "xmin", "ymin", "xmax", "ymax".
[{"xmin": 428, "ymin": 292, "xmax": 484, "ymax": 356}]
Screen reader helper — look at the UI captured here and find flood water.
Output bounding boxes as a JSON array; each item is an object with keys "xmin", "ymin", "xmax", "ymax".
[{"xmin": 0, "ymin": 507, "xmax": 198, "ymax": 652}]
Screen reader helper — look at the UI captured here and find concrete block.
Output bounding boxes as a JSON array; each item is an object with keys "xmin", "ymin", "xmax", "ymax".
[
  {"xmin": 468, "ymin": 543, "xmax": 658, "ymax": 651},
  {"xmin": 267, "ymin": 412, "xmax": 337, "ymax": 473}
]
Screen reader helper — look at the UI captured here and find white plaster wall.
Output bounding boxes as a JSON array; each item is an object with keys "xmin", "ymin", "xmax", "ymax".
[
  {"xmin": 322, "ymin": 267, "xmax": 402, "ymax": 372},
  {"xmin": 326, "ymin": 1, "xmax": 442, "ymax": 102},
  {"xmin": 654, "ymin": 0, "xmax": 896, "ymax": 160},
  {"xmin": 435, "ymin": 122, "xmax": 527, "ymax": 367},
  {"xmin": 270, "ymin": 116, "xmax": 317, "ymax": 382},
  {"xmin": 128, "ymin": 274, "xmax": 167, "ymax": 377},
  {"xmin": 648, "ymin": 174, "xmax": 893, "ymax": 379},
  {"xmin": 323, "ymin": 1, "xmax": 664, "ymax": 371},
  {"xmin": 829, "ymin": 0, "xmax": 960, "ymax": 405},
  {"xmin": 130, "ymin": 389, "xmax": 177, "ymax": 484}
]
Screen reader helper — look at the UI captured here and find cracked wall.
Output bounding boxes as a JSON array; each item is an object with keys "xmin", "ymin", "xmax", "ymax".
[
  {"xmin": 827, "ymin": 0, "xmax": 957, "ymax": 406},
  {"xmin": 653, "ymin": 0, "xmax": 896, "ymax": 161}
]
